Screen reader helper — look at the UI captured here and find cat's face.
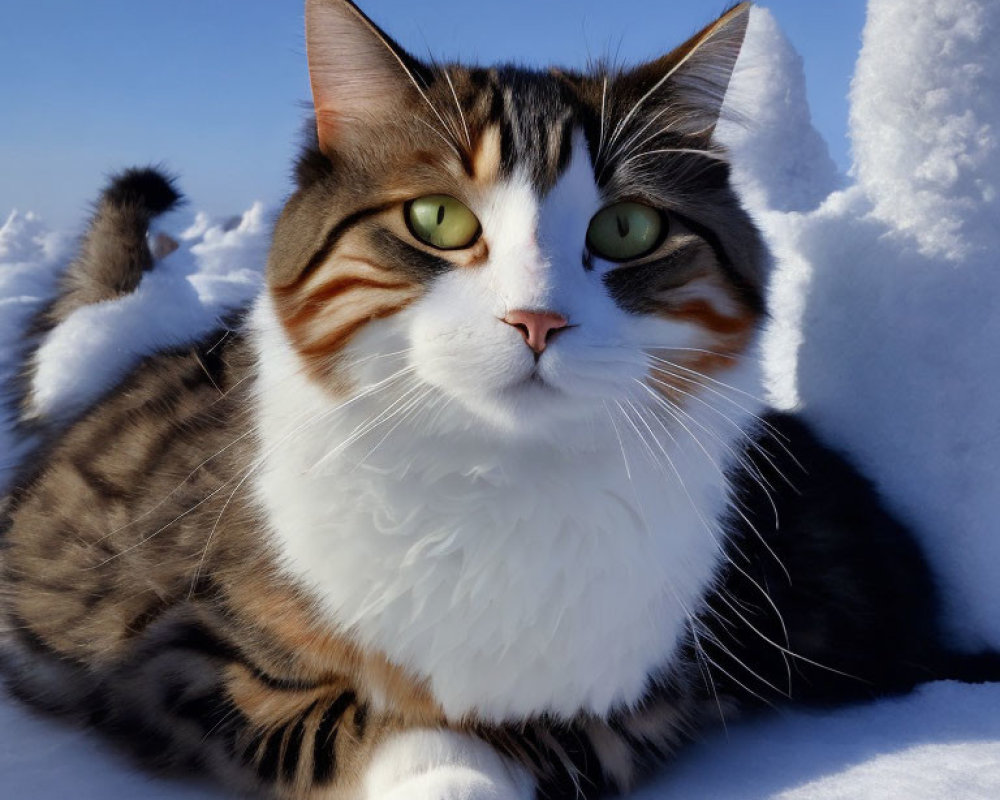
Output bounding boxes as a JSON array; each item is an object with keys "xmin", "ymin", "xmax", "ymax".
[{"xmin": 268, "ymin": 0, "xmax": 764, "ymax": 436}]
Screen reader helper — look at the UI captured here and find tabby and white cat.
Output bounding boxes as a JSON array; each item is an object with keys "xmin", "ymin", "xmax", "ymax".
[{"xmin": 1, "ymin": 1, "xmax": 979, "ymax": 798}]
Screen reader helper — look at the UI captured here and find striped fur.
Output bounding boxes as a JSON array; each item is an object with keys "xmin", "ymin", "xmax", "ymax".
[{"xmin": 0, "ymin": 2, "xmax": 964, "ymax": 799}]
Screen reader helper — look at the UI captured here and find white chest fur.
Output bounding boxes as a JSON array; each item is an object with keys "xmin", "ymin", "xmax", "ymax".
[{"xmin": 250, "ymin": 297, "xmax": 759, "ymax": 722}]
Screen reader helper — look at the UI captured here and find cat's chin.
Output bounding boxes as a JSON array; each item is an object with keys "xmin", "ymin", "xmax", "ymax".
[{"xmin": 449, "ymin": 379, "xmax": 603, "ymax": 438}]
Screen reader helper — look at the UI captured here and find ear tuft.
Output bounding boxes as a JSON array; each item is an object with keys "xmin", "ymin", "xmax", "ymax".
[
  {"xmin": 671, "ymin": 2, "xmax": 750, "ymax": 127},
  {"xmin": 306, "ymin": 0, "xmax": 421, "ymax": 153},
  {"xmin": 625, "ymin": 2, "xmax": 751, "ymax": 138}
]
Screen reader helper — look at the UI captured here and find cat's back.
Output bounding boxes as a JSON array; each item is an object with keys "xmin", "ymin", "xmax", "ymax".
[
  {"xmin": 1, "ymin": 169, "xmax": 261, "ymax": 668},
  {"xmin": 4, "ymin": 326, "xmax": 257, "ymax": 656}
]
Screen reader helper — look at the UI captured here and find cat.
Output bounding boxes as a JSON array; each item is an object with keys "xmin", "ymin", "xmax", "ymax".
[{"xmin": 2, "ymin": 1, "xmax": 994, "ymax": 799}]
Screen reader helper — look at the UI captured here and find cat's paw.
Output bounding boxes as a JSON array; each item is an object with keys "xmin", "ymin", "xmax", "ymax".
[
  {"xmin": 364, "ymin": 729, "xmax": 534, "ymax": 800},
  {"xmin": 378, "ymin": 766, "xmax": 526, "ymax": 800}
]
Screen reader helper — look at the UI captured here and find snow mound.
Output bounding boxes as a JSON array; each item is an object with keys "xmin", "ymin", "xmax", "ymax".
[
  {"xmin": 851, "ymin": 0, "xmax": 1000, "ymax": 261},
  {"xmin": 29, "ymin": 204, "xmax": 268, "ymax": 425},
  {"xmin": 635, "ymin": 681, "xmax": 1000, "ymax": 800},
  {"xmin": 722, "ymin": 0, "xmax": 1000, "ymax": 651},
  {"xmin": 0, "ymin": 211, "xmax": 67, "ymax": 482},
  {"xmin": 721, "ymin": 7, "xmax": 843, "ymax": 213},
  {"xmin": 792, "ymin": 0, "xmax": 1000, "ymax": 649}
]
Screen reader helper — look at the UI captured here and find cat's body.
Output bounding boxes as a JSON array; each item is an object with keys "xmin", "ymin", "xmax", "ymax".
[{"xmin": 1, "ymin": 2, "xmax": 986, "ymax": 799}]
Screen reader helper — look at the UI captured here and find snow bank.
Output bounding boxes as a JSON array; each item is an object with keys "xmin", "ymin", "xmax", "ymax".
[
  {"xmin": 636, "ymin": 681, "xmax": 1000, "ymax": 800},
  {"xmin": 789, "ymin": 0, "xmax": 1000, "ymax": 649},
  {"xmin": 720, "ymin": 8, "xmax": 842, "ymax": 213},
  {"xmin": 0, "ymin": 211, "xmax": 66, "ymax": 485},
  {"xmin": 722, "ymin": 0, "xmax": 1000, "ymax": 650},
  {"xmin": 720, "ymin": 6, "xmax": 845, "ymax": 410},
  {"xmin": 29, "ymin": 205, "xmax": 268, "ymax": 425},
  {"xmin": 851, "ymin": 0, "xmax": 1000, "ymax": 261}
]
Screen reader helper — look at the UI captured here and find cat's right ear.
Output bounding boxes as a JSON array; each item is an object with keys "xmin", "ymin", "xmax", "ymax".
[{"xmin": 305, "ymin": 0, "xmax": 422, "ymax": 154}]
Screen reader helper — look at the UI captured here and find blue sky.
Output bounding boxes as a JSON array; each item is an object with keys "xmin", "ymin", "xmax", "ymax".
[{"xmin": 0, "ymin": 1, "xmax": 867, "ymax": 230}]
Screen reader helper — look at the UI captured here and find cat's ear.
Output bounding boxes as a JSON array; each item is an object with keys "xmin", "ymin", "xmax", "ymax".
[
  {"xmin": 625, "ymin": 2, "xmax": 750, "ymax": 138},
  {"xmin": 305, "ymin": 0, "xmax": 423, "ymax": 153}
]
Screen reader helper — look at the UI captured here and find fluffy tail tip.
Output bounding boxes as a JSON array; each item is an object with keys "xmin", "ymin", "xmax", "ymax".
[{"xmin": 101, "ymin": 167, "xmax": 182, "ymax": 216}]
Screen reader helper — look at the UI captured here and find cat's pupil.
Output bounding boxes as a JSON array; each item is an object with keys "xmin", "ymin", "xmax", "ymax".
[
  {"xmin": 437, "ymin": 204, "xmax": 446, "ymax": 226},
  {"xmin": 616, "ymin": 215, "xmax": 630, "ymax": 238}
]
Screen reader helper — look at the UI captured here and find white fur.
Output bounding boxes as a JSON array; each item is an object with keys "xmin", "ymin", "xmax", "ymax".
[
  {"xmin": 363, "ymin": 729, "xmax": 534, "ymax": 800},
  {"xmin": 251, "ymin": 134, "xmax": 765, "ymax": 722}
]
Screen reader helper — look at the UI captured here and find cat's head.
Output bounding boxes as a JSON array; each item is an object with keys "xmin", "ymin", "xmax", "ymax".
[{"xmin": 267, "ymin": 0, "xmax": 765, "ymax": 437}]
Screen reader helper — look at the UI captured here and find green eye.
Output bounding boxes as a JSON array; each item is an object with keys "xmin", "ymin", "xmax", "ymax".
[
  {"xmin": 405, "ymin": 195, "xmax": 481, "ymax": 250},
  {"xmin": 586, "ymin": 202, "xmax": 664, "ymax": 262}
]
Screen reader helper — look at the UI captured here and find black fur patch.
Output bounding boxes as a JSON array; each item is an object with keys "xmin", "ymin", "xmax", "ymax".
[
  {"xmin": 701, "ymin": 413, "xmax": 948, "ymax": 706},
  {"xmin": 102, "ymin": 167, "xmax": 182, "ymax": 217}
]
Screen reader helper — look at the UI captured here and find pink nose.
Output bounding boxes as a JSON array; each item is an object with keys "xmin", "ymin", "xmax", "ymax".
[{"xmin": 502, "ymin": 309, "xmax": 569, "ymax": 354}]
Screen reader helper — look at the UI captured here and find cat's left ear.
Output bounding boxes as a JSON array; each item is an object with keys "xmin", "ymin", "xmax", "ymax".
[
  {"xmin": 305, "ymin": 0, "xmax": 424, "ymax": 153},
  {"xmin": 625, "ymin": 2, "xmax": 751, "ymax": 138}
]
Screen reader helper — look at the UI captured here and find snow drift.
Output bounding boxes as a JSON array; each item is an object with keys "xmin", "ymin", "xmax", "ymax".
[
  {"xmin": 1, "ymin": 0, "xmax": 999, "ymax": 797},
  {"xmin": 0, "ymin": 211, "xmax": 66, "ymax": 482},
  {"xmin": 755, "ymin": 0, "xmax": 1000, "ymax": 650}
]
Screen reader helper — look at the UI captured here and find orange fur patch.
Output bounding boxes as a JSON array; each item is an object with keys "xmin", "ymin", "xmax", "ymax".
[
  {"xmin": 668, "ymin": 298, "xmax": 755, "ymax": 339},
  {"xmin": 648, "ymin": 283, "xmax": 758, "ymax": 401},
  {"xmin": 274, "ymin": 240, "xmax": 422, "ymax": 383},
  {"xmin": 472, "ymin": 125, "xmax": 502, "ymax": 184},
  {"xmin": 225, "ymin": 573, "xmax": 442, "ymax": 721}
]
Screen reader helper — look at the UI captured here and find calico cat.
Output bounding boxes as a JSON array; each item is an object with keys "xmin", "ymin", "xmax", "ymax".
[{"xmin": 1, "ymin": 1, "xmax": 991, "ymax": 799}]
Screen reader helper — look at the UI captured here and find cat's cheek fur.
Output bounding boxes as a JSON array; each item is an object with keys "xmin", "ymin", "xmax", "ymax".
[{"xmin": 363, "ymin": 729, "xmax": 535, "ymax": 800}]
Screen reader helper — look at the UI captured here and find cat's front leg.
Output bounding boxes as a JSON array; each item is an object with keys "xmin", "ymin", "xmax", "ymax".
[{"xmin": 363, "ymin": 729, "xmax": 536, "ymax": 800}]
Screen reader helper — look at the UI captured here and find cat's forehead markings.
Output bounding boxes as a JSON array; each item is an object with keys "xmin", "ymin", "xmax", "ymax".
[
  {"xmin": 396, "ymin": 149, "xmax": 467, "ymax": 183},
  {"xmin": 472, "ymin": 125, "xmax": 502, "ymax": 185},
  {"xmin": 536, "ymin": 129, "xmax": 602, "ymax": 250},
  {"xmin": 543, "ymin": 108, "xmax": 577, "ymax": 188}
]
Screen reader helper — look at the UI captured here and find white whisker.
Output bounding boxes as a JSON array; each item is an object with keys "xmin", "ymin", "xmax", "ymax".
[
  {"xmin": 620, "ymin": 147, "xmax": 729, "ymax": 172},
  {"xmin": 185, "ymin": 363, "xmax": 420, "ymax": 593},
  {"xmin": 415, "ymin": 117, "xmax": 464, "ymax": 161},
  {"xmin": 595, "ymin": 75, "xmax": 610, "ymax": 165},
  {"xmin": 350, "ymin": 385, "xmax": 436, "ymax": 472},
  {"xmin": 691, "ymin": 617, "xmax": 785, "ymax": 704},
  {"xmin": 309, "ymin": 376, "xmax": 424, "ymax": 473},
  {"xmin": 602, "ymin": 37, "xmax": 715, "ymax": 164},
  {"xmin": 645, "ymin": 366, "xmax": 800, "ymax": 480},
  {"xmin": 442, "ymin": 69, "xmax": 472, "ymax": 148},
  {"xmin": 91, "ymin": 428, "xmax": 254, "ymax": 546},
  {"xmin": 604, "ymin": 400, "xmax": 634, "ymax": 484},
  {"xmin": 638, "ymin": 376, "xmax": 786, "ymax": 537},
  {"xmin": 364, "ymin": 24, "xmax": 463, "ymax": 155}
]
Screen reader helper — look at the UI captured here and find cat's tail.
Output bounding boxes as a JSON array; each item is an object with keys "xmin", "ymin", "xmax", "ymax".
[
  {"xmin": 42, "ymin": 167, "xmax": 182, "ymax": 327},
  {"xmin": 13, "ymin": 168, "xmax": 182, "ymax": 430}
]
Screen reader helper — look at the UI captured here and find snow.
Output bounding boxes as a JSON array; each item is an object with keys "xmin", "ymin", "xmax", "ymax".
[
  {"xmin": 29, "ymin": 206, "xmax": 267, "ymax": 425},
  {"xmin": 2, "ymin": 0, "xmax": 1000, "ymax": 797},
  {"xmin": 0, "ymin": 700, "xmax": 218, "ymax": 799},
  {"xmin": 726, "ymin": 0, "xmax": 1000, "ymax": 651},
  {"xmin": 851, "ymin": 0, "xmax": 1000, "ymax": 262},
  {"xmin": 0, "ymin": 680, "xmax": 996, "ymax": 800},
  {"xmin": 634, "ymin": 681, "xmax": 1000, "ymax": 800},
  {"xmin": 0, "ymin": 211, "xmax": 66, "ymax": 483},
  {"xmin": 718, "ymin": 7, "xmax": 842, "ymax": 214}
]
